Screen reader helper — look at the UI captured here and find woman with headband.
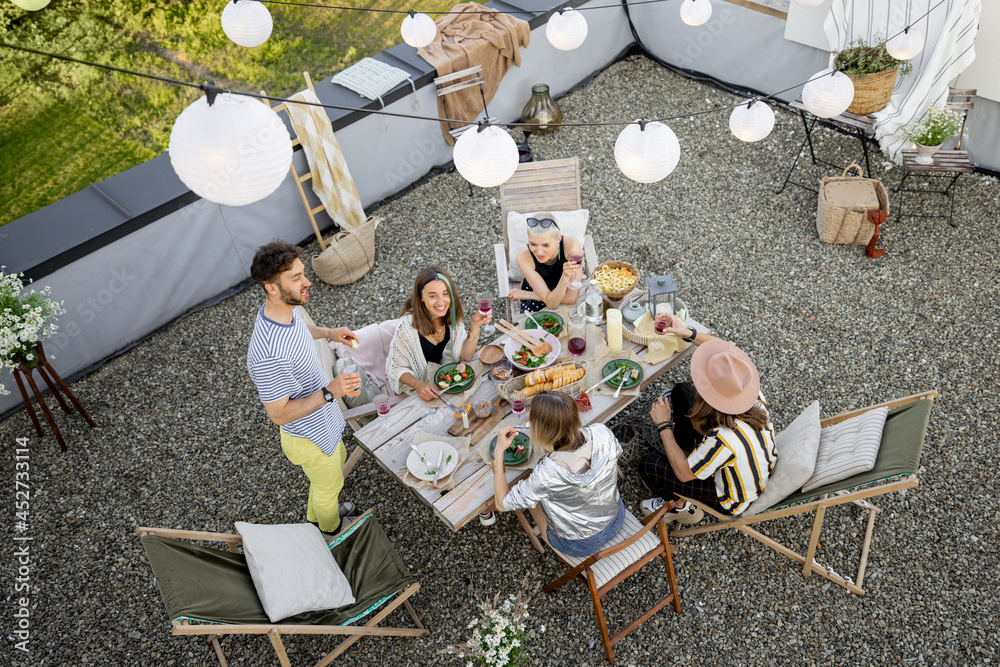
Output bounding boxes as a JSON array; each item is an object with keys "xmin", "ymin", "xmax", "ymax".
[{"xmin": 386, "ymin": 266, "xmax": 492, "ymax": 401}]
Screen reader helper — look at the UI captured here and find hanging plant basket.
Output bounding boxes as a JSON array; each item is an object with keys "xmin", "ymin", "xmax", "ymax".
[{"xmin": 846, "ymin": 68, "xmax": 898, "ymax": 115}]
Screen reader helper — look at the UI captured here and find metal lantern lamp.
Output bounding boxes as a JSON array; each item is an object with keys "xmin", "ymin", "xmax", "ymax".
[{"xmin": 645, "ymin": 275, "xmax": 678, "ymax": 318}]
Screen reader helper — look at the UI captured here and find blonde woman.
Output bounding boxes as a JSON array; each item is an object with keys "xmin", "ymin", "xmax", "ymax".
[
  {"xmin": 507, "ymin": 215, "xmax": 583, "ymax": 313},
  {"xmin": 386, "ymin": 266, "xmax": 491, "ymax": 401},
  {"xmin": 492, "ymin": 392, "xmax": 625, "ymax": 557}
]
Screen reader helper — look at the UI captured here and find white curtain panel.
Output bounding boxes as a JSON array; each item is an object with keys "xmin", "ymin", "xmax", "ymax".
[{"xmin": 824, "ymin": 0, "xmax": 982, "ymax": 163}]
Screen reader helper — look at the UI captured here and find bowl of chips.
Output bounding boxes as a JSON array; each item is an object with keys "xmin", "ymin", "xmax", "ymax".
[{"xmin": 592, "ymin": 261, "xmax": 640, "ymax": 301}]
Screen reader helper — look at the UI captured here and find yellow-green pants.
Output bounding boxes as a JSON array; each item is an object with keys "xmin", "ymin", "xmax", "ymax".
[{"xmin": 280, "ymin": 432, "xmax": 347, "ymax": 533}]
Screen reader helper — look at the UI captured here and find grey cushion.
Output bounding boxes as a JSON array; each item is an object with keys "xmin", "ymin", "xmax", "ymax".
[
  {"xmin": 743, "ymin": 401, "xmax": 822, "ymax": 517},
  {"xmin": 801, "ymin": 407, "xmax": 889, "ymax": 493},
  {"xmin": 235, "ymin": 522, "xmax": 355, "ymax": 623}
]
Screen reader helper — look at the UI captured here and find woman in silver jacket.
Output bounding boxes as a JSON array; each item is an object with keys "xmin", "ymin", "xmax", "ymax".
[{"xmin": 493, "ymin": 392, "xmax": 625, "ymax": 557}]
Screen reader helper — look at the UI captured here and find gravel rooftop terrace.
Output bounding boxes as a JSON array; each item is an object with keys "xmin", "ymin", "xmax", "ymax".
[{"xmin": 2, "ymin": 53, "xmax": 998, "ymax": 667}]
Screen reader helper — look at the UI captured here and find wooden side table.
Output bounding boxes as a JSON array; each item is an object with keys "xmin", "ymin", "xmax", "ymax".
[
  {"xmin": 11, "ymin": 341, "xmax": 95, "ymax": 452},
  {"xmin": 895, "ymin": 149, "xmax": 973, "ymax": 228},
  {"xmin": 775, "ymin": 97, "xmax": 877, "ymax": 195}
]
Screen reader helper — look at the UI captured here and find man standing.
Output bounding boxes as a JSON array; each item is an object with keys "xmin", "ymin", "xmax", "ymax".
[{"xmin": 246, "ymin": 241, "xmax": 362, "ymax": 538}]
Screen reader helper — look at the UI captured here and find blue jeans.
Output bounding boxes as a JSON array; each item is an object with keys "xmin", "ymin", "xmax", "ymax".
[{"xmin": 546, "ymin": 500, "xmax": 626, "ymax": 558}]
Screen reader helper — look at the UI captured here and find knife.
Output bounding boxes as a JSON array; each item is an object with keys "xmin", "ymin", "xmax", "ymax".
[
  {"xmin": 583, "ymin": 366, "xmax": 625, "ymax": 394},
  {"xmin": 435, "ymin": 392, "xmax": 463, "ymax": 414},
  {"xmin": 432, "ymin": 450, "xmax": 444, "ymax": 485}
]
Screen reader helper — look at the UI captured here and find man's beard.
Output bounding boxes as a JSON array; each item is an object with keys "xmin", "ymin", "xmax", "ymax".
[{"xmin": 278, "ymin": 284, "xmax": 308, "ymax": 306}]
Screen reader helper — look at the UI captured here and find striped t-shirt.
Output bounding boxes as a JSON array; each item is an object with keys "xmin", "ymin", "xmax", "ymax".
[
  {"xmin": 686, "ymin": 392, "xmax": 777, "ymax": 515},
  {"xmin": 246, "ymin": 306, "xmax": 345, "ymax": 456}
]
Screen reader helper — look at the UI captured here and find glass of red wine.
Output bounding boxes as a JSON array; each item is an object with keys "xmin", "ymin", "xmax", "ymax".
[
  {"xmin": 373, "ymin": 393, "xmax": 391, "ymax": 433},
  {"xmin": 476, "ymin": 291, "xmax": 495, "ymax": 337},
  {"xmin": 510, "ymin": 390, "xmax": 527, "ymax": 429},
  {"xmin": 654, "ymin": 318, "xmax": 669, "ymax": 335},
  {"xmin": 567, "ymin": 314, "xmax": 586, "ymax": 356},
  {"xmin": 567, "ymin": 251, "xmax": 584, "ymax": 289}
]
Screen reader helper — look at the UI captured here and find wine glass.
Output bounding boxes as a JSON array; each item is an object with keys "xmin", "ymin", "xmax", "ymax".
[
  {"xmin": 476, "ymin": 291, "xmax": 495, "ymax": 337},
  {"xmin": 340, "ymin": 352, "xmax": 361, "ymax": 398},
  {"xmin": 373, "ymin": 393, "xmax": 392, "ymax": 433},
  {"xmin": 510, "ymin": 390, "xmax": 526, "ymax": 430},
  {"xmin": 567, "ymin": 251, "xmax": 584, "ymax": 289}
]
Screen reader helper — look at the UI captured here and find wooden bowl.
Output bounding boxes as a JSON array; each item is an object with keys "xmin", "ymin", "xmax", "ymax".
[
  {"xmin": 478, "ymin": 344, "xmax": 505, "ymax": 365},
  {"xmin": 593, "ymin": 260, "xmax": 640, "ymax": 301}
]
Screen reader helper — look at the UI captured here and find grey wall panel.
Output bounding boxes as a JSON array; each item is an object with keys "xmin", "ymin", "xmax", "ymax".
[{"xmin": 964, "ymin": 96, "xmax": 1000, "ymax": 173}]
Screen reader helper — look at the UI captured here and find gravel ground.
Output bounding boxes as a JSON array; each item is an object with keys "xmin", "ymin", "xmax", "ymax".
[{"xmin": 2, "ymin": 54, "xmax": 999, "ymax": 667}]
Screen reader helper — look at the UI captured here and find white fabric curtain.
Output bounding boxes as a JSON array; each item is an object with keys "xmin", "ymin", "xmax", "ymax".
[{"xmin": 824, "ymin": 0, "xmax": 982, "ymax": 163}]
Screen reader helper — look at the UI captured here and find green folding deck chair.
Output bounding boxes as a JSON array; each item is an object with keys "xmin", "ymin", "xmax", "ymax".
[
  {"xmin": 672, "ymin": 391, "xmax": 936, "ymax": 595},
  {"xmin": 137, "ymin": 511, "xmax": 428, "ymax": 667}
]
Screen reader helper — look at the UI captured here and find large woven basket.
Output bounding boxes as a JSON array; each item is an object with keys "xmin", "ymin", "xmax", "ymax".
[
  {"xmin": 497, "ymin": 361, "xmax": 589, "ymax": 406},
  {"xmin": 816, "ymin": 162, "xmax": 889, "ymax": 245},
  {"xmin": 592, "ymin": 261, "xmax": 641, "ymax": 301},
  {"xmin": 846, "ymin": 68, "xmax": 897, "ymax": 115},
  {"xmin": 312, "ymin": 216, "xmax": 380, "ymax": 286}
]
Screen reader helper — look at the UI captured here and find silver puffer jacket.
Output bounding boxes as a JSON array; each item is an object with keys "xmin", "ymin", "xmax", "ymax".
[{"xmin": 502, "ymin": 424, "xmax": 622, "ymax": 540}]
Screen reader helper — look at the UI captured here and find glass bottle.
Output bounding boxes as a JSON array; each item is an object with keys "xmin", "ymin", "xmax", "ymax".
[
  {"xmin": 582, "ymin": 279, "xmax": 604, "ymax": 323},
  {"xmin": 520, "ymin": 84, "xmax": 563, "ymax": 136}
]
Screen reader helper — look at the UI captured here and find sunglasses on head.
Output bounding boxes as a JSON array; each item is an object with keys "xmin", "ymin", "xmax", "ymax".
[{"xmin": 526, "ymin": 217, "xmax": 559, "ymax": 229}]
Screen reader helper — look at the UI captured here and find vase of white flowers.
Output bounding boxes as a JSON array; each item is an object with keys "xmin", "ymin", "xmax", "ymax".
[
  {"xmin": 903, "ymin": 105, "xmax": 965, "ymax": 165},
  {"xmin": 440, "ymin": 579, "xmax": 542, "ymax": 667},
  {"xmin": 1, "ymin": 268, "xmax": 65, "ymax": 395}
]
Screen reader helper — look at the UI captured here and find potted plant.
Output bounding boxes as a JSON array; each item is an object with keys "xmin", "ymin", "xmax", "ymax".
[
  {"xmin": 902, "ymin": 104, "xmax": 965, "ymax": 164},
  {"xmin": 834, "ymin": 35, "xmax": 913, "ymax": 115},
  {"xmin": 0, "ymin": 268, "xmax": 65, "ymax": 395}
]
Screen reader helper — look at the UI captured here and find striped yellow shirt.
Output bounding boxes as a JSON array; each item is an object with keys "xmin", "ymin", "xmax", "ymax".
[{"xmin": 686, "ymin": 392, "xmax": 777, "ymax": 515}]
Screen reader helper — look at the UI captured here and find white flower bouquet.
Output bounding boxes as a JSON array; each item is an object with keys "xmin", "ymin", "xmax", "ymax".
[
  {"xmin": 440, "ymin": 579, "xmax": 543, "ymax": 667},
  {"xmin": 903, "ymin": 105, "xmax": 964, "ymax": 147},
  {"xmin": 1, "ymin": 268, "xmax": 65, "ymax": 395}
]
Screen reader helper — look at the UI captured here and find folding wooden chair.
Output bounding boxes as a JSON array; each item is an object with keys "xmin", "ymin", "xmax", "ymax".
[
  {"xmin": 137, "ymin": 511, "xmax": 428, "ymax": 667},
  {"xmin": 672, "ymin": 391, "xmax": 936, "ymax": 596},
  {"xmin": 536, "ymin": 503, "xmax": 681, "ymax": 664},
  {"xmin": 495, "ymin": 157, "xmax": 599, "ymax": 320}
]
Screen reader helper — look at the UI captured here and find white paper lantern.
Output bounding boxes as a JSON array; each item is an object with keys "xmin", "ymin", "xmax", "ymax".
[
  {"xmin": 679, "ymin": 0, "xmax": 712, "ymax": 27},
  {"xmin": 221, "ymin": 0, "xmax": 273, "ymax": 48},
  {"xmin": 169, "ymin": 93, "xmax": 293, "ymax": 207},
  {"xmin": 729, "ymin": 101, "xmax": 775, "ymax": 142},
  {"xmin": 546, "ymin": 8, "xmax": 588, "ymax": 51},
  {"xmin": 886, "ymin": 29, "xmax": 924, "ymax": 61},
  {"xmin": 453, "ymin": 125, "xmax": 519, "ymax": 188},
  {"xmin": 792, "ymin": 0, "xmax": 826, "ymax": 8},
  {"xmin": 11, "ymin": 0, "xmax": 51, "ymax": 10},
  {"xmin": 614, "ymin": 121, "xmax": 681, "ymax": 184},
  {"xmin": 801, "ymin": 68, "xmax": 855, "ymax": 118},
  {"xmin": 401, "ymin": 12, "xmax": 437, "ymax": 49}
]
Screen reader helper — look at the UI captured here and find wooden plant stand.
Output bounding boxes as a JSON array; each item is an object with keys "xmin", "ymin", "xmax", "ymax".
[{"xmin": 11, "ymin": 341, "xmax": 95, "ymax": 451}]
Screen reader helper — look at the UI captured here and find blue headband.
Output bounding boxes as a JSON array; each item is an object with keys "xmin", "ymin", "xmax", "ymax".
[{"xmin": 435, "ymin": 272, "xmax": 457, "ymax": 331}]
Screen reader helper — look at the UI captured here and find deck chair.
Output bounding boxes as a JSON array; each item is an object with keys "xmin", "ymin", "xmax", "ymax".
[
  {"xmin": 137, "ymin": 511, "xmax": 428, "ymax": 667},
  {"xmin": 495, "ymin": 157, "xmax": 599, "ymax": 320},
  {"xmin": 672, "ymin": 390, "xmax": 936, "ymax": 596},
  {"xmin": 533, "ymin": 503, "xmax": 681, "ymax": 664}
]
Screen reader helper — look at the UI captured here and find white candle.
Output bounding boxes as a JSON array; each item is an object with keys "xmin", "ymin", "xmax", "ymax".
[
  {"xmin": 462, "ymin": 410, "xmax": 470, "ymax": 429},
  {"xmin": 655, "ymin": 302, "xmax": 674, "ymax": 317},
  {"xmin": 607, "ymin": 308, "xmax": 623, "ymax": 352}
]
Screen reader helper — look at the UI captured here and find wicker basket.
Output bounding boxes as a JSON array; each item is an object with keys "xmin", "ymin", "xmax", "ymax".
[
  {"xmin": 846, "ymin": 69, "xmax": 897, "ymax": 115},
  {"xmin": 592, "ymin": 261, "xmax": 641, "ymax": 301},
  {"xmin": 816, "ymin": 162, "xmax": 889, "ymax": 245},
  {"xmin": 497, "ymin": 361, "xmax": 589, "ymax": 406}
]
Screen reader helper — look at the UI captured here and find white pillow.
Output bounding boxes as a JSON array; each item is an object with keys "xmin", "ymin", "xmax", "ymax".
[
  {"xmin": 506, "ymin": 209, "xmax": 589, "ymax": 283},
  {"xmin": 801, "ymin": 407, "xmax": 889, "ymax": 493},
  {"xmin": 235, "ymin": 522, "xmax": 355, "ymax": 622},
  {"xmin": 743, "ymin": 401, "xmax": 821, "ymax": 517}
]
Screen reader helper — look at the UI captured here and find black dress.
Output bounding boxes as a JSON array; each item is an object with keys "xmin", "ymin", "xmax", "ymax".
[
  {"xmin": 419, "ymin": 327, "xmax": 450, "ymax": 365},
  {"xmin": 519, "ymin": 238, "xmax": 566, "ymax": 313}
]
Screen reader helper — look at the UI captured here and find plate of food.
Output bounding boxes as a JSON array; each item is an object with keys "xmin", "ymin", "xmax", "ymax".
[
  {"xmin": 502, "ymin": 331, "xmax": 561, "ymax": 371},
  {"xmin": 489, "ymin": 431, "xmax": 532, "ymax": 465},
  {"xmin": 524, "ymin": 311, "xmax": 564, "ymax": 336},
  {"xmin": 435, "ymin": 362, "xmax": 475, "ymax": 393},
  {"xmin": 602, "ymin": 359, "xmax": 643, "ymax": 389},
  {"xmin": 406, "ymin": 441, "xmax": 459, "ymax": 482}
]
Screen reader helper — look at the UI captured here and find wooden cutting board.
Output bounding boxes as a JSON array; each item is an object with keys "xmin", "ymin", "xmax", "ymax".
[{"xmin": 448, "ymin": 396, "xmax": 507, "ymax": 439}]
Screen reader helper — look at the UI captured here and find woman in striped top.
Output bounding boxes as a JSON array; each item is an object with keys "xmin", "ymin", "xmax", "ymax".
[{"xmin": 637, "ymin": 314, "xmax": 776, "ymax": 522}]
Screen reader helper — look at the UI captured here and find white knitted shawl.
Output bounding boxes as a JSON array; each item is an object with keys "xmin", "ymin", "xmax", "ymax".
[{"xmin": 386, "ymin": 313, "xmax": 468, "ymax": 394}]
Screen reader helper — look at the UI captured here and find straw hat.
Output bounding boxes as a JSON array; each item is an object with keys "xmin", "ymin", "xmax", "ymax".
[{"xmin": 690, "ymin": 340, "xmax": 760, "ymax": 415}]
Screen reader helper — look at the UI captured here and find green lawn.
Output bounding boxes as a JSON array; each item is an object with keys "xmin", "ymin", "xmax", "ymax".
[{"xmin": 0, "ymin": 0, "xmax": 475, "ymax": 225}]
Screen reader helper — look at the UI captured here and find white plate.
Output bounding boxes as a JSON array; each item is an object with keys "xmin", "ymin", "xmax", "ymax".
[
  {"xmin": 503, "ymin": 330, "xmax": 562, "ymax": 371},
  {"xmin": 406, "ymin": 441, "xmax": 459, "ymax": 482}
]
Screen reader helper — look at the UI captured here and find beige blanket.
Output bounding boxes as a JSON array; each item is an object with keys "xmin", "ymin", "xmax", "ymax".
[{"xmin": 418, "ymin": 3, "xmax": 530, "ymax": 145}]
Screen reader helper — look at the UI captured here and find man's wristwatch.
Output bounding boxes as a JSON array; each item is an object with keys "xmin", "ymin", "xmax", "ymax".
[
  {"xmin": 322, "ymin": 387, "xmax": 335, "ymax": 403},
  {"xmin": 682, "ymin": 328, "xmax": 698, "ymax": 343}
]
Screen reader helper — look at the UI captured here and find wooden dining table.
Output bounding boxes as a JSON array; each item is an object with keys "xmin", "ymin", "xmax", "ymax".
[{"xmin": 350, "ymin": 316, "xmax": 707, "ymax": 552}]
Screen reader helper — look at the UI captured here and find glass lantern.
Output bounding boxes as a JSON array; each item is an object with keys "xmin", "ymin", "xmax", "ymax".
[{"xmin": 645, "ymin": 274, "xmax": 677, "ymax": 319}]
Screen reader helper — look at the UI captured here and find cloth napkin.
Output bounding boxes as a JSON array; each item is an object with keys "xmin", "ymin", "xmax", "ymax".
[
  {"xmin": 402, "ymin": 432, "xmax": 472, "ymax": 491},
  {"xmin": 634, "ymin": 313, "xmax": 686, "ymax": 358}
]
